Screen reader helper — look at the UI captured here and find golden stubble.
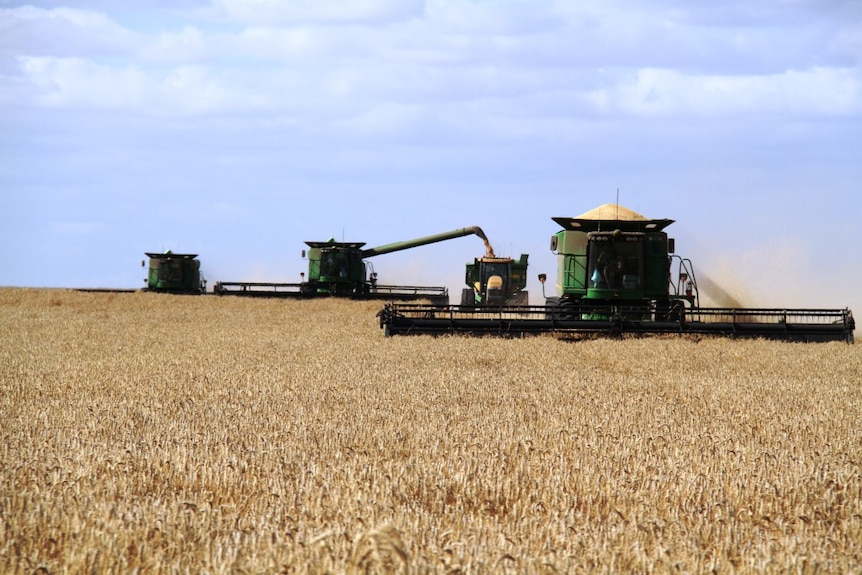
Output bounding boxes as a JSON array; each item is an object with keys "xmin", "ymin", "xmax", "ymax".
[{"xmin": 1, "ymin": 288, "xmax": 860, "ymax": 574}]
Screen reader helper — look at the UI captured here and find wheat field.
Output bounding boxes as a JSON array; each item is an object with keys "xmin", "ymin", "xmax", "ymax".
[{"xmin": 1, "ymin": 288, "xmax": 860, "ymax": 574}]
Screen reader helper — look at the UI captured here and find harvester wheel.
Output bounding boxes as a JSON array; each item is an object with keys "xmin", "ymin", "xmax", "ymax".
[
  {"xmin": 559, "ymin": 298, "xmax": 579, "ymax": 321},
  {"xmin": 544, "ymin": 297, "xmax": 562, "ymax": 320},
  {"xmin": 509, "ymin": 291, "xmax": 529, "ymax": 306},
  {"xmin": 460, "ymin": 288, "xmax": 476, "ymax": 308}
]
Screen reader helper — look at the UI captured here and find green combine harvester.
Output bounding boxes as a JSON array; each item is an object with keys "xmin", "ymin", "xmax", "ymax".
[
  {"xmin": 143, "ymin": 251, "xmax": 206, "ymax": 294},
  {"xmin": 213, "ymin": 226, "xmax": 488, "ymax": 305},
  {"xmin": 378, "ymin": 204, "xmax": 855, "ymax": 343}
]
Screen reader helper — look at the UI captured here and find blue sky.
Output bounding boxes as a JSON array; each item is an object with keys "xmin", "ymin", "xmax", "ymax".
[{"xmin": 2, "ymin": 0, "xmax": 860, "ymax": 314}]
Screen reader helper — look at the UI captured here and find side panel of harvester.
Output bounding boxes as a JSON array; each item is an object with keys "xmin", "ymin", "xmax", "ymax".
[{"xmin": 555, "ymin": 228, "xmax": 587, "ymax": 297}]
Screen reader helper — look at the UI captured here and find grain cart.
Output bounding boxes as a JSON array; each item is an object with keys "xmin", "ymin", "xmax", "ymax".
[{"xmin": 460, "ymin": 254, "xmax": 530, "ymax": 306}]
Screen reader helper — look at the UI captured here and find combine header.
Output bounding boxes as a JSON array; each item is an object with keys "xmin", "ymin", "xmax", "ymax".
[
  {"xmin": 214, "ymin": 227, "xmax": 488, "ymax": 304},
  {"xmin": 378, "ymin": 303, "xmax": 854, "ymax": 342},
  {"xmin": 378, "ymin": 204, "xmax": 855, "ymax": 343}
]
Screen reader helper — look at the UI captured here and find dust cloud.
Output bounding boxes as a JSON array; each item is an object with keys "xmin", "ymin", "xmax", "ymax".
[
  {"xmin": 695, "ymin": 272, "xmax": 752, "ymax": 308},
  {"xmin": 690, "ymin": 236, "xmax": 858, "ymax": 316}
]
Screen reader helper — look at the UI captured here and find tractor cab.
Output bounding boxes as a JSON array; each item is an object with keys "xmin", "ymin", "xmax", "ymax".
[{"xmin": 461, "ymin": 254, "xmax": 529, "ymax": 306}]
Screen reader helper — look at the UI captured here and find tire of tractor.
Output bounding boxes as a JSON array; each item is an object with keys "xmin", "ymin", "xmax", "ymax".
[
  {"xmin": 558, "ymin": 297, "xmax": 581, "ymax": 321},
  {"xmin": 460, "ymin": 288, "xmax": 475, "ymax": 307},
  {"xmin": 511, "ymin": 291, "xmax": 529, "ymax": 306},
  {"xmin": 544, "ymin": 296, "xmax": 561, "ymax": 319}
]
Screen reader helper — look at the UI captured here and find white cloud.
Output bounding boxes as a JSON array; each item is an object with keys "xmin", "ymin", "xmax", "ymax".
[
  {"xmin": 598, "ymin": 67, "xmax": 861, "ymax": 117},
  {"xmin": 209, "ymin": 0, "xmax": 424, "ymax": 25},
  {"xmin": 424, "ymin": 0, "xmax": 561, "ymax": 34},
  {"xmin": 18, "ymin": 56, "xmax": 149, "ymax": 109},
  {"xmin": 0, "ymin": 6, "xmax": 138, "ymax": 57},
  {"xmin": 334, "ymin": 102, "xmax": 425, "ymax": 137},
  {"xmin": 826, "ymin": 25, "xmax": 862, "ymax": 65},
  {"xmin": 15, "ymin": 56, "xmax": 269, "ymax": 114},
  {"xmin": 160, "ymin": 65, "xmax": 240, "ymax": 113},
  {"xmin": 4, "ymin": 0, "xmax": 860, "ymax": 124},
  {"xmin": 145, "ymin": 25, "xmax": 206, "ymax": 64},
  {"xmin": 229, "ymin": 26, "xmax": 326, "ymax": 61}
]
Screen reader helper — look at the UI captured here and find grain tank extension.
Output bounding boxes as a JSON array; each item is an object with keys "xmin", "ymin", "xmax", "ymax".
[
  {"xmin": 214, "ymin": 226, "xmax": 488, "ymax": 304},
  {"xmin": 378, "ymin": 204, "xmax": 855, "ymax": 342}
]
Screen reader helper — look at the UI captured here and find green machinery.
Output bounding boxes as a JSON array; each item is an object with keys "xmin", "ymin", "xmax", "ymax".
[
  {"xmin": 461, "ymin": 254, "xmax": 530, "ymax": 306},
  {"xmin": 543, "ymin": 205, "xmax": 684, "ymax": 318},
  {"xmin": 378, "ymin": 204, "xmax": 855, "ymax": 342},
  {"xmin": 143, "ymin": 251, "xmax": 205, "ymax": 294},
  {"xmin": 214, "ymin": 226, "xmax": 488, "ymax": 304}
]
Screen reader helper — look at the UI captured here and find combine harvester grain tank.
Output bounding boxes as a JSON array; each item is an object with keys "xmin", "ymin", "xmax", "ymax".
[{"xmin": 378, "ymin": 204, "xmax": 855, "ymax": 343}]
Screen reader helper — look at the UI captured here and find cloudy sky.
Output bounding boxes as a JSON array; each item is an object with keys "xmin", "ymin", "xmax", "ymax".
[{"xmin": 2, "ymin": 0, "xmax": 860, "ymax": 314}]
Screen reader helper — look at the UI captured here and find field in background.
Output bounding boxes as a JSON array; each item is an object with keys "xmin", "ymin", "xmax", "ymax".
[{"xmin": 1, "ymin": 288, "xmax": 860, "ymax": 573}]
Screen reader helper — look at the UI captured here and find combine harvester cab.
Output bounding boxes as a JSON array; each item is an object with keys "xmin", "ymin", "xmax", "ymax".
[
  {"xmin": 213, "ymin": 226, "xmax": 488, "ymax": 304},
  {"xmin": 378, "ymin": 204, "xmax": 855, "ymax": 342}
]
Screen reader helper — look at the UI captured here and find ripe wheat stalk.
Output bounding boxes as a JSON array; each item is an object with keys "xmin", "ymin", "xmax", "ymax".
[{"xmin": 1, "ymin": 288, "xmax": 860, "ymax": 573}]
